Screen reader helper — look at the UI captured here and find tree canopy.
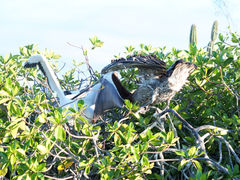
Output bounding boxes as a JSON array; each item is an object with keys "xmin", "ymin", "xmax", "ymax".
[{"xmin": 0, "ymin": 31, "xmax": 239, "ymax": 179}]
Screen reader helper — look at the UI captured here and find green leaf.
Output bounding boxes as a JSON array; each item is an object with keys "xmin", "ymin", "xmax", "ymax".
[
  {"xmin": 173, "ymin": 104, "xmax": 179, "ymax": 111},
  {"xmin": 10, "ymin": 125, "xmax": 19, "ymax": 138},
  {"xmin": 114, "ymin": 133, "xmax": 121, "ymax": 145},
  {"xmin": 0, "ymin": 166, "xmax": 8, "ymax": 176},
  {"xmin": 146, "ymin": 129, "xmax": 153, "ymax": 139},
  {"xmin": 235, "ymin": 71, "xmax": 240, "ymax": 80},
  {"xmin": 178, "ymin": 159, "xmax": 189, "ymax": 170},
  {"xmin": 0, "ymin": 97, "xmax": 10, "ymax": 104},
  {"xmin": 17, "ymin": 148, "xmax": 26, "ymax": 157},
  {"xmin": 31, "ymin": 173, "xmax": 44, "ymax": 180},
  {"xmin": 89, "ymin": 35, "xmax": 104, "ymax": 49},
  {"xmin": 175, "ymin": 150, "xmax": 185, "ymax": 157},
  {"xmin": 89, "ymin": 36, "xmax": 97, "ymax": 45},
  {"xmin": 0, "ymin": 90, "xmax": 11, "ymax": 97},
  {"xmin": 55, "ymin": 126, "xmax": 66, "ymax": 141},
  {"xmin": 36, "ymin": 113, "xmax": 46, "ymax": 123},
  {"xmin": 54, "ymin": 110, "xmax": 62, "ymax": 124},
  {"xmin": 188, "ymin": 146, "xmax": 197, "ymax": 157},
  {"xmin": 117, "ymin": 131, "xmax": 127, "ymax": 144},
  {"xmin": 124, "ymin": 99, "xmax": 132, "ymax": 110},
  {"xmin": 141, "ymin": 155, "xmax": 150, "ymax": 167},
  {"xmin": 219, "ymin": 33, "xmax": 224, "ymax": 41},
  {"xmin": 193, "ymin": 160, "xmax": 202, "ymax": 171},
  {"xmin": 166, "ymin": 131, "xmax": 174, "ymax": 143},
  {"xmin": 233, "ymin": 164, "xmax": 239, "ymax": 176},
  {"xmin": 4, "ymin": 53, "xmax": 10, "ymax": 63},
  {"xmin": 83, "ymin": 49, "xmax": 88, "ymax": 56},
  {"xmin": 37, "ymin": 145, "xmax": 48, "ymax": 155},
  {"xmin": 131, "ymin": 146, "xmax": 140, "ymax": 162},
  {"xmin": 231, "ymin": 33, "xmax": 239, "ymax": 43},
  {"xmin": 78, "ymin": 99, "xmax": 85, "ymax": 110},
  {"xmin": 53, "ymin": 54, "xmax": 61, "ymax": 59}
]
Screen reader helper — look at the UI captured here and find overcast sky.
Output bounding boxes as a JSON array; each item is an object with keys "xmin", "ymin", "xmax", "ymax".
[{"xmin": 1, "ymin": 0, "xmax": 240, "ymax": 72}]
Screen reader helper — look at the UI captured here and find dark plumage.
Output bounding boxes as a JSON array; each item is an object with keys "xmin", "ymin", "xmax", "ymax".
[
  {"xmin": 102, "ymin": 55, "xmax": 197, "ymax": 106},
  {"xmin": 102, "ymin": 55, "xmax": 167, "ymax": 81}
]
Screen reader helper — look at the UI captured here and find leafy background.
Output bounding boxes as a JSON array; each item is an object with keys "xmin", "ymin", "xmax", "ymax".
[{"xmin": 0, "ymin": 26, "xmax": 239, "ymax": 180}]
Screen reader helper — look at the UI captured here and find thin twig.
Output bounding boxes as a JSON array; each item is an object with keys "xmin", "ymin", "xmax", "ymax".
[
  {"xmin": 65, "ymin": 125, "xmax": 98, "ymax": 140},
  {"xmin": 196, "ymin": 125, "xmax": 231, "ymax": 133},
  {"xmin": 43, "ymin": 174, "xmax": 74, "ymax": 180},
  {"xmin": 218, "ymin": 140, "xmax": 223, "ymax": 164},
  {"xmin": 196, "ymin": 157, "xmax": 228, "ymax": 174},
  {"xmin": 149, "ymin": 158, "xmax": 180, "ymax": 162},
  {"xmin": 220, "ymin": 66, "xmax": 240, "ymax": 99},
  {"xmin": 217, "ymin": 135, "xmax": 240, "ymax": 164}
]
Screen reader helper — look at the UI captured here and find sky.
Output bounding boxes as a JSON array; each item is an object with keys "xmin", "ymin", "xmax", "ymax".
[{"xmin": 1, "ymin": 0, "xmax": 240, "ymax": 72}]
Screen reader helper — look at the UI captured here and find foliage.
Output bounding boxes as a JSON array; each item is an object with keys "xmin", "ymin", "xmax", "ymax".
[{"xmin": 0, "ymin": 31, "xmax": 240, "ymax": 180}]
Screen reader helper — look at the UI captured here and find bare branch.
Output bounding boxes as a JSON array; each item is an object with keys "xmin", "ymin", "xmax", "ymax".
[
  {"xmin": 196, "ymin": 125, "xmax": 231, "ymax": 133},
  {"xmin": 44, "ymin": 174, "xmax": 74, "ymax": 180},
  {"xmin": 196, "ymin": 157, "xmax": 228, "ymax": 174},
  {"xmin": 217, "ymin": 135, "xmax": 240, "ymax": 164}
]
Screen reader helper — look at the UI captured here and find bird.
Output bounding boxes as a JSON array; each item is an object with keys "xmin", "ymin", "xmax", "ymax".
[
  {"xmin": 102, "ymin": 55, "xmax": 197, "ymax": 107},
  {"xmin": 24, "ymin": 54, "xmax": 196, "ymax": 123},
  {"xmin": 24, "ymin": 55, "xmax": 132, "ymax": 123}
]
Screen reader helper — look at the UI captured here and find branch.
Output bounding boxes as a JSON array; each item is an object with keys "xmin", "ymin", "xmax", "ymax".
[
  {"xmin": 219, "ymin": 66, "xmax": 240, "ymax": 99},
  {"xmin": 43, "ymin": 174, "xmax": 74, "ymax": 180},
  {"xmin": 217, "ymin": 135, "xmax": 240, "ymax": 164},
  {"xmin": 66, "ymin": 42, "xmax": 97, "ymax": 82},
  {"xmin": 158, "ymin": 108, "xmax": 207, "ymax": 155},
  {"xmin": 196, "ymin": 157, "xmax": 228, "ymax": 174},
  {"xmin": 149, "ymin": 158, "xmax": 180, "ymax": 162},
  {"xmin": 156, "ymin": 108, "xmax": 234, "ymax": 175},
  {"xmin": 64, "ymin": 125, "xmax": 98, "ymax": 141},
  {"xmin": 196, "ymin": 125, "xmax": 231, "ymax": 133}
]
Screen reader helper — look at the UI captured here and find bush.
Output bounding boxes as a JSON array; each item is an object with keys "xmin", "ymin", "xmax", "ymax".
[{"xmin": 0, "ymin": 33, "xmax": 239, "ymax": 179}]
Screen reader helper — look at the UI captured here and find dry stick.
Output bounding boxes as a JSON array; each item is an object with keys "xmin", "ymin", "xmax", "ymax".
[
  {"xmin": 163, "ymin": 161, "xmax": 188, "ymax": 179},
  {"xmin": 196, "ymin": 125, "xmax": 231, "ymax": 133},
  {"xmin": 218, "ymin": 140, "xmax": 223, "ymax": 164},
  {"xmin": 43, "ymin": 174, "xmax": 74, "ymax": 180},
  {"xmin": 201, "ymin": 132, "xmax": 211, "ymax": 141},
  {"xmin": 159, "ymin": 108, "xmax": 231, "ymax": 174},
  {"xmin": 196, "ymin": 157, "xmax": 228, "ymax": 174},
  {"xmin": 216, "ymin": 135, "xmax": 240, "ymax": 164},
  {"xmin": 219, "ymin": 66, "xmax": 240, "ymax": 117},
  {"xmin": 167, "ymin": 112, "xmax": 181, "ymax": 149},
  {"xmin": 113, "ymin": 165, "xmax": 137, "ymax": 180},
  {"xmin": 81, "ymin": 46, "xmax": 98, "ymax": 82},
  {"xmin": 64, "ymin": 125, "xmax": 98, "ymax": 140},
  {"xmin": 204, "ymin": 134, "xmax": 214, "ymax": 145},
  {"xmin": 154, "ymin": 153, "xmax": 165, "ymax": 176},
  {"xmin": 220, "ymin": 66, "xmax": 240, "ymax": 99},
  {"xmin": 33, "ymin": 76, "xmax": 60, "ymax": 107},
  {"xmin": 159, "ymin": 109, "xmax": 207, "ymax": 155},
  {"xmin": 149, "ymin": 158, "xmax": 180, "ymax": 163},
  {"xmin": 227, "ymin": 141, "xmax": 234, "ymax": 170},
  {"xmin": 40, "ymin": 130, "xmax": 80, "ymax": 164},
  {"xmin": 66, "ymin": 42, "xmax": 97, "ymax": 82},
  {"xmin": 196, "ymin": 82, "xmax": 213, "ymax": 95},
  {"xmin": 42, "ymin": 151, "xmax": 67, "ymax": 173}
]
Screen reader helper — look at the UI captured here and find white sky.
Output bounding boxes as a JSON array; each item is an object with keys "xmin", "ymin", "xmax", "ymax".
[{"xmin": 1, "ymin": 0, "xmax": 240, "ymax": 72}]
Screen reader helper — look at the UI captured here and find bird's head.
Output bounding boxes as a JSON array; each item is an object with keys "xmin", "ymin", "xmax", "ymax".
[{"xmin": 166, "ymin": 60, "xmax": 197, "ymax": 92}]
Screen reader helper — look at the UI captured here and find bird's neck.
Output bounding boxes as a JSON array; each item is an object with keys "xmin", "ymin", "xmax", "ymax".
[
  {"xmin": 168, "ymin": 69, "xmax": 190, "ymax": 92},
  {"xmin": 38, "ymin": 58, "xmax": 67, "ymax": 105}
]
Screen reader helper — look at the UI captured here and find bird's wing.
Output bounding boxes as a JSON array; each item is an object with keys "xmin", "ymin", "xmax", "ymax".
[
  {"xmin": 101, "ymin": 55, "xmax": 166, "ymax": 76},
  {"xmin": 93, "ymin": 77, "xmax": 124, "ymax": 119}
]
